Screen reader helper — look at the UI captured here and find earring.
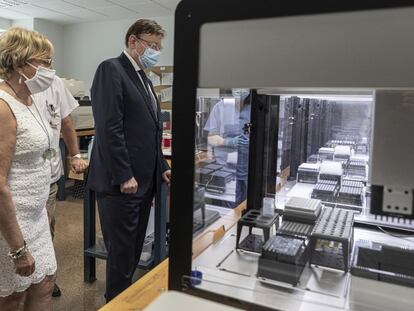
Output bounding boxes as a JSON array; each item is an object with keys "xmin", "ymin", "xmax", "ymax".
[{"xmin": 18, "ymin": 76, "xmax": 22, "ymax": 84}]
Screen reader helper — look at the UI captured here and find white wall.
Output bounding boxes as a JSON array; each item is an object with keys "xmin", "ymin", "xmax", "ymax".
[
  {"xmin": 33, "ymin": 19, "xmax": 64, "ymax": 75},
  {"xmin": 0, "ymin": 17, "xmax": 11, "ymax": 30},
  {"xmin": 12, "ymin": 19, "xmax": 34, "ymax": 30},
  {"xmin": 9, "ymin": 18, "xmax": 64, "ymax": 75},
  {"xmin": 8, "ymin": 18, "xmax": 64, "ymax": 75},
  {"xmin": 62, "ymin": 16, "xmax": 174, "ymax": 94}
]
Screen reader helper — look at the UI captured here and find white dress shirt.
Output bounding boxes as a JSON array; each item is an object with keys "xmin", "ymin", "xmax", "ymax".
[{"xmin": 123, "ymin": 50, "xmax": 158, "ymax": 116}]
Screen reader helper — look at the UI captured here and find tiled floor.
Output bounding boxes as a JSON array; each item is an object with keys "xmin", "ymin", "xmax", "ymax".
[{"xmin": 51, "ymin": 196, "xmax": 106, "ymax": 311}]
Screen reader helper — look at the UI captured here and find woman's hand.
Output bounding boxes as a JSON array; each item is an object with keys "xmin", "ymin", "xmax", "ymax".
[
  {"xmin": 208, "ymin": 135, "xmax": 225, "ymax": 147},
  {"xmin": 14, "ymin": 252, "xmax": 35, "ymax": 277}
]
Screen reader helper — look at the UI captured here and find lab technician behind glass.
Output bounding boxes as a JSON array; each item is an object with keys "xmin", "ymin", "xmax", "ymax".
[
  {"xmin": 87, "ymin": 19, "xmax": 171, "ymax": 302},
  {"xmin": 0, "ymin": 27, "xmax": 57, "ymax": 311},
  {"xmin": 34, "ymin": 74, "xmax": 88, "ymax": 297},
  {"xmin": 204, "ymin": 89, "xmax": 251, "ymax": 208}
]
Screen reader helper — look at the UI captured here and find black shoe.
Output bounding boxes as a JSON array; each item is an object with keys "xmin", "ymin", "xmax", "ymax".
[{"xmin": 52, "ymin": 284, "xmax": 62, "ymax": 297}]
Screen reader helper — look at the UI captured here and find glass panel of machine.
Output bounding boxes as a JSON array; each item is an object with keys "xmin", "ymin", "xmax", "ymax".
[
  {"xmin": 191, "ymin": 88, "xmax": 414, "ymax": 311},
  {"xmin": 193, "ymin": 88, "xmax": 250, "ymax": 235}
]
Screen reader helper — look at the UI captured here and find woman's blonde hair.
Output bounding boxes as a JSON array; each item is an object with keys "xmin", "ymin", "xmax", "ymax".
[{"xmin": 0, "ymin": 27, "xmax": 54, "ymax": 80}]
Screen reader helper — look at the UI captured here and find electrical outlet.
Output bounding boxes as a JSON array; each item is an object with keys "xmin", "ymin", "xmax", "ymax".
[{"xmin": 382, "ymin": 186, "xmax": 413, "ymax": 216}]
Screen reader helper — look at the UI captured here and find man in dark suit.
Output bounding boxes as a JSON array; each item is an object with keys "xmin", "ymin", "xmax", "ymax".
[{"xmin": 87, "ymin": 19, "xmax": 171, "ymax": 302}]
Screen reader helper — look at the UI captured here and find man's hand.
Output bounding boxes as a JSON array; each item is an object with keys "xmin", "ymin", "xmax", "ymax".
[
  {"xmin": 71, "ymin": 158, "xmax": 88, "ymax": 174},
  {"xmin": 14, "ymin": 252, "xmax": 35, "ymax": 277},
  {"xmin": 162, "ymin": 170, "xmax": 171, "ymax": 185},
  {"xmin": 120, "ymin": 177, "xmax": 138, "ymax": 194}
]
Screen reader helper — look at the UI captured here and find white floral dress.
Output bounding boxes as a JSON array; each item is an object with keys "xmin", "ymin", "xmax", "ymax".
[{"xmin": 0, "ymin": 90, "xmax": 57, "ymax": 297}]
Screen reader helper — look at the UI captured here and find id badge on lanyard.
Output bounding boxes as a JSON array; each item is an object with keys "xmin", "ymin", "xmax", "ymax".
[{"xmin": 47, "ymin": 100, "xmax": 59, "ymax": 129}]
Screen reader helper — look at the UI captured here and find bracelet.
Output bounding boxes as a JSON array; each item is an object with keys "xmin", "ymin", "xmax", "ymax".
[
  {"xmin": 7, "ymin": 241, "xmax": 28, "ymax": 261},
  {"xmin": 71, "ymin": 154, "xmax": 81, "ymax": 160}
]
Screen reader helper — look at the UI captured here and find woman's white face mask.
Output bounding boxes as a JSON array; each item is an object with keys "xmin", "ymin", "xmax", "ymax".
[{"xmin": 21, "ymin": 62, "xmax": 55, "ymax": 94}]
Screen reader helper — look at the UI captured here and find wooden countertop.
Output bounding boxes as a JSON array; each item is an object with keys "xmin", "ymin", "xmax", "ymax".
[
  {"xmin": 99, "ymin": 202, "xmax": 246, "ymax": 311},
  {"xmin": 192, "ymin": 202, "xmax": 245, "ymax": 259},
  {"xmin": 99, "ymin": 259, "xmax": 169, "ymax": 311}
]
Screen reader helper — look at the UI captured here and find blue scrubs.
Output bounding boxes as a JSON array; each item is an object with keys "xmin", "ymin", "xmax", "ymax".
[{"xmin": 204, "ymin": 98, "xmax": 251, "ymax": 207}]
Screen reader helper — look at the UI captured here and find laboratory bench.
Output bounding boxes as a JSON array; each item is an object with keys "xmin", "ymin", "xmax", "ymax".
[
  {"xmin": 58, "ymin": 130, "xmax": 175, "ymax": 201},
  {"xmin": 192, "ymin": 223, "xmax": 414, "ymax": 311},
  {"xmin": 99, "ymin": 199, "xmax": 414, "ymax": 311}
]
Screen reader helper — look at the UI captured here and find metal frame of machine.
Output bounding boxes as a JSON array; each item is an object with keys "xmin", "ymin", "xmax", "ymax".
[{"xmin": 169, "ymin": 0, "xmax": 414, "ymax": 308}]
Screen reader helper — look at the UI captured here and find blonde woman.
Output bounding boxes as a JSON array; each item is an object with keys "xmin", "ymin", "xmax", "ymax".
[{"xmin": 0, "ymin": 27, "xmax": 57, "ymax": 310}]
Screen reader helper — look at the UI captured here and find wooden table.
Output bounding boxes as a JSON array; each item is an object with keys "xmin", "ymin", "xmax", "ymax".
[{"xmin": 100, "ymin": 202, "xmax": 246, "ymax": 311}]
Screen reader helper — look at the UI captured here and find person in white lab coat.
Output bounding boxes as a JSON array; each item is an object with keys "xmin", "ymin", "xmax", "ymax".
[{"xmin": 34, "ymin": 75, "xmax": 88, "ymax": 297}]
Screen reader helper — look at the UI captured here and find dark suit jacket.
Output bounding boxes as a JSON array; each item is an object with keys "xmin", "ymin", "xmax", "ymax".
[{"xmin": 87, "ymin": 52, "xmax": 169, "ymax": 197}]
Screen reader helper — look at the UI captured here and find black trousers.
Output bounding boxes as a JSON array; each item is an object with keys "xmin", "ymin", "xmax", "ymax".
[{"xmin": 97, "ymin": 187, "xmax": 154, "ymax": 302}]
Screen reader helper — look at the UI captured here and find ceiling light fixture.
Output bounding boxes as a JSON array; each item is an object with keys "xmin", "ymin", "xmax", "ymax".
[{"xmin": 0, "ymin": 0, "xmax": 27, "ymax": 9}]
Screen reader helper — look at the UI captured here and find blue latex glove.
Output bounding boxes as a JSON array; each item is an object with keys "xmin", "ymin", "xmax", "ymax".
[
  {"xmin": 238, "ymin": 134, "xmax": 249, "ymax": 146},
  {"xmin": 224, "ymin": 135, "xmax": 249, "ymax": 147},
  {"xmin": 224, "ymin": 136, "xmax": 239, "ymax": 148}
]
